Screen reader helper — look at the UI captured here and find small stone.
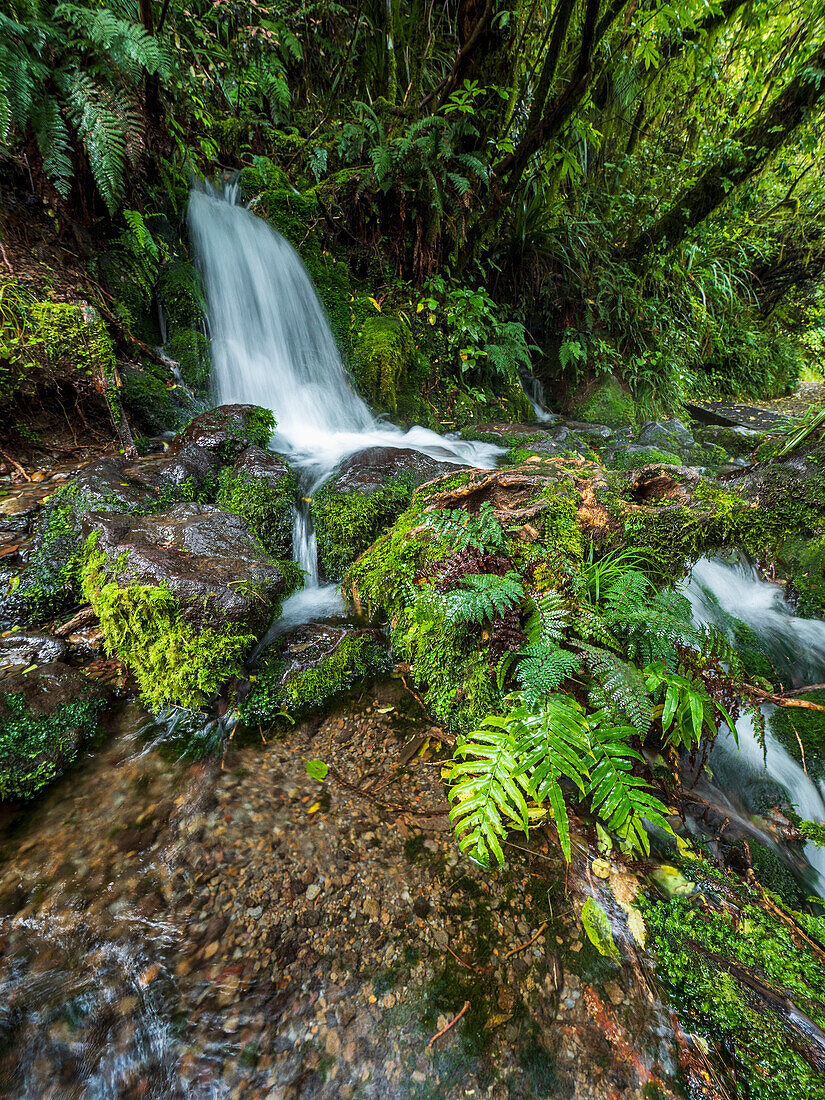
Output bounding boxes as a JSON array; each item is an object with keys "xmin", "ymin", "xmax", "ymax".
[
  {"xmin": 306, "ymin": 884, "xmax": 321, "ymax": 901},
  {"xmin": 604, "ymin": 980, "xmax": 624, "ymax": 1006},
  {"xmin": 382, "ymin": 993, "xmax": 396, "ymax": 1009},
  {"xmin": 324, "ymin": 1030, "xmax": 341, "ymax": 1057},
  {"xmin": 204, "ymin": 941, "xmax": 219, "ymax": 959},
  {"xmin": 412, "ymin": 1071, "xmax": 427, "ymax": 1084}
]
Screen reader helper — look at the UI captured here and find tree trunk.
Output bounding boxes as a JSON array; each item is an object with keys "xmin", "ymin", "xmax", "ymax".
[{"xmin": 624, "ymin": 42, "xmax": 825, "ymax": 258}]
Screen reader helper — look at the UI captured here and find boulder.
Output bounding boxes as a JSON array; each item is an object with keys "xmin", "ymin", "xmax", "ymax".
[
  {"xmin": 570, "ymin": 375, "xmax": 637, "ymax": 428},
  {"xmin": 215, "ymin": 446, "xmax": 296, "ymax": 557},
  {"xmin": 82, "ymin": 504, "xmax": 287, "ymax": 636},
  {"xmin": 0, "ymin": 662, "xmax": 106, "ymax": 801},
  {"xmin": 0, "ymin": 631, "xmax": 67, "ymax": 669},
  {"xmin": 159, "ymin": 405, "xmax": 276, "ymax": 495},
  {"xmin": 80, "ymin": 504, "xmax": 292, "ymax": 709},
  {"xmin": 311, "ymin": 446, "xmax": 465, "ymax": 581},
  {"xmin": 240, "ymin": 624, "xmax": 389, "ymax": 724}
]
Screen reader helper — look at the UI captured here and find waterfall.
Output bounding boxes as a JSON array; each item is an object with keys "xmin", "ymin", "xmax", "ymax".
[{"xmin": 187, "ymin": 183, "xmax": 501, "ymax": 486}]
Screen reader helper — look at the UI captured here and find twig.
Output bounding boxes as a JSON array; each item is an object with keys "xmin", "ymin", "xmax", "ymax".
[
  {"xmin": 0, "ymin": 449, "xmax": 30, "ymax": 481},
  {"xmin": 442, "ymin": 941, "xmax": 473, "ymax": 970},
  {"xmin": 426, "ymin": 1001, "xmax": 470, "ymax": 1048},
  {"xmin": 504, "ymin": 921, "xmax": 548, "ymax": 959}
]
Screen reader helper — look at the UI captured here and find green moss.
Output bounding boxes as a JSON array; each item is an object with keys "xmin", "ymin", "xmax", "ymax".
[
  {"xmin": 242, "ymin": 407, "xmax": 277, "ymax": 450},
  {"xmin": 216, "ymin": 465, "xmax": 296, "ymax": 558},
  {"xmin": 240, "ymin": 632, "xmax": 388, "ymax": 724},
  {"xmin": 748, "ymin": 841, "xmax": 806, "ymax": 910},
  {"xmin": 81, "ymin": 541, "xmax": 255, "ymax": 710},
  {"xmin": 609, "ymin": 447, "xmax": 682, "ymax": 471},
  {"xmin": 645, "ymin": 866, "xmax": 825, "ymax": 1100},
  {"xmin": 352, "ymin": 311, "xmax": 415, "ymax": 415},
  {"xmin": 769, "ymin": 693, "xmax": 825, "ymax": 780},
  {"xmin": 168, "ymin": 327, "xmax": 211, "ymax": 391},
  {"xmin": 4, "ymin": 485, "xmax": 87, "ymax": 626},
  {"xmin": 120, "ymin": 361, "xmax": 193, "ymax": 435},
  {"xmin": 0, "ymin": 691, "xmax": 105, "ymax": 801},
  {"xmin": 575, "ymin": 376, "xmax": 637, "ymax": 428},
  {"xmin": 312, "ymin": 477, "xmax": 415, "ymax": 581}
]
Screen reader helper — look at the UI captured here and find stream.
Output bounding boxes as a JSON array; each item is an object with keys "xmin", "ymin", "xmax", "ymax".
[{"xmin": 0, "ymin": 186, "xmax": 823, "ymax": 1097}]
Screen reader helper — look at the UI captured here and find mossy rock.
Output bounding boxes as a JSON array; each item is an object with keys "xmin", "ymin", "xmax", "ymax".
[
  {"xmin": 240, "ymin": 624, "xmax": 389, "ymax": 725},
  {"xmin": 572, "ymin": 375, "xmax": 637, "ymax": 428},
  {"xmin": 120, "ymin": 361, "xmax": 195, "ymax": 436},
  {"xmin": 216, "ymin": 446, "xmax": 297, "ymax": 558},
  {"xmin": 311, "ymin": 446, "xmax": 464, "ymax": 581},
  {"xmin": 0, "ymin": 292, "xmax": 124, "ymax": 427},
  {"xmin": 352, "ymin": 310, "xmax": 416, "ymax": 416},
  {"xmin": 645, "ymin": 862, "xmax": 825, "ymax": 1100},
  {"xmin": 607, "ymin": 445, "xmax": 683, "ymax": 471},
  {"xmin": 769, "ymin": 692, "xmax": 825, "ymax": 780},
  {"xmin": 345, "ymin": 455, "xmax": 819, "ymax": 731},
  {"xmin": 0, "ymin": 663, "xmax": 106, "ymax": 801},
  {"xmin": 80, "ymin": 504, "xmax": 296, "ymax": 710},
  {"xmin": 168, "ymin": 327, "xmax": 211, "ymax": 392}
]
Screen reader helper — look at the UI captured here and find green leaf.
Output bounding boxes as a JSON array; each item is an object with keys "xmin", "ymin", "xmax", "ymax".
[
  {"xmin": 305, "ymin": 759, "xmax": 329, "ymax": 782},
  {"xmin": 581, "ymin": 897, "xmax": 620, "ymax": 962}
]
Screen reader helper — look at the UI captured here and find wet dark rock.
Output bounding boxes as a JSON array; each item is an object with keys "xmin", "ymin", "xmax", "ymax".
[
  {"xmin": 168, "ymin": 405, "xmax": 270, "ymax": 463},
  {"xmin": 231, "ymin": 445, "xmax": 292, "ymax": 486},
  {"xmin": 71, "ymin": 458, "xmax": 158, "ymax": 513},
  {"xmin": 0, "ymin": 662, "xmax": 107, "ymax": 801},
  {"xmin": 0, "ymin": 631, "xmax": 67, "ymax": 667},
  {"xmin": 331, "ymin": 446, "xmax": 464, "ymax": 495},
  {"xmin": 694, "ymin": 423, "xmax": 763, "ymax": 457},
  {"xmin": 311, "ymin": 447, "xmax": 466, "ymax": 580},
  {"xmin": 156, "ymin": 405, "xmax": 275, "ymax": 495},
  {"xmin": 242, "ymin": 623, "xmax": 389, "ymax": 723},
  {"xmin": 82, "ymin": 503, "xmax": 288, "ymax": 634}
]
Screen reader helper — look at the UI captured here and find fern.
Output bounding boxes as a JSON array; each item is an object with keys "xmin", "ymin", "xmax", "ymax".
[
  {"xmin": 31, "ymin": 95, "xmax": 73, "ymax": 197},
  {"xmin": 445, "ymin": 571, "xmax": 524, "ymax": 625},
  {"xmin": 585, "ymin": 714, "xmax": 672, "ymax": 855},
  {"xmin": 523, "ymin": 590, "xmax": 569, "ymax": 646},
  {"xmin": 517, "ymin": 644, "xmax": 582, "ymax": 705},
  {"xmin": 581, "ymin": 643, "xmax": 653, "ymax": 735},
  {"xmin": 424, "ymin": 500, "xmax": 505, "ymax": 552},
  {"xmin": 450, "ymin": 693, "xmax": 673, "ymax": 865},
  {"xmin": 449, "ymin": 717, "xmax": 529, "ymax": 866}
]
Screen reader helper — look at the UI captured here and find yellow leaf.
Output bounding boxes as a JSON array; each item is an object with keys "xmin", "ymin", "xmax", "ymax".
[
  {"xmin": 307, "ymin": 801, "xmax": 321, "ymax": 814},
  {"xmin": 428, "ymin": 313, "xmax": 436, "ymax": 325},
  {"xmin": 368, "ymin": 297, "xmax": 382, "ymax": 312},
  {"xmin": 591, "ymin": 858, "xmax": 611, "ymax": 879}
]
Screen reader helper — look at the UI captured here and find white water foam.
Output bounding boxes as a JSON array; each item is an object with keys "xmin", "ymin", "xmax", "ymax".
[
  {"xmin": 187, "ymin": 183, "xmax": 501, "ymax": 485},
  {"xmin": 683, "ymin": 557, "xmax": 825, "ymax": 891}
]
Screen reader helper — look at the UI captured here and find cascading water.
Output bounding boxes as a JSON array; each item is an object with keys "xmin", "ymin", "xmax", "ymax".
[
  {"xmin": 188, "ymin": 183, "xmax": 499, "ymax": 480},
  {"xmin": 188, "ymin": 182, "xmax": 501, "ymax": 615},
  {"xmin": 682, "ymin": 556, "xmax": 825, "ymax": 892}
]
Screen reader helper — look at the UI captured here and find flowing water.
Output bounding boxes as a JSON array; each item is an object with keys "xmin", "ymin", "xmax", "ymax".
[
  {"xmin": 681, "ymin": 556, "xmax": 825, "ymax": 892},
  {"xmin": 188, "ymin": 181, "xmax": 501, "ymax": 622},
  {"xmin": 3, "ymin": 186, "xmax": 825, "ymax": 1096}
]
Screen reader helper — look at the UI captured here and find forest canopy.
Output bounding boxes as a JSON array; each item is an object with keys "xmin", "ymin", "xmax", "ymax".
[{"xmin": 1, "ymin": 0, "xmax": 824, "ymax": 410}]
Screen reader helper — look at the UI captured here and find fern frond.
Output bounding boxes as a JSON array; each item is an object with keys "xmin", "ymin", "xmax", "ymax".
[
  {"xmin": 523, "ymin": 590, "xmax": 569, "ymax": 646},
  {"xmin": 517, "ymin": 644, "xmax": 582, "ymax": 705},
  {"xmin": 449, "ymin": 717, "xmax": 529, "ymax": 866},
  {"xmin": 445, "ymin": 571, "xmax": 523, "ymax": 625},
  {"xmin": 585, "ymin": 713, "xmax": 672, "ymax": 855},
  {"xmin": 582, "ymin": 643, "xmax": 653, "ymax": 734},
  {"xmin": 30, "ymin": 94, "xmax": 73, "ymax": 196}
]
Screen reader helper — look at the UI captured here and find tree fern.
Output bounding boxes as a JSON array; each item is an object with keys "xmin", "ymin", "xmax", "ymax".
[{"xmin": 31, "ymin": 95, "xmax": 73, "ymax": 197}]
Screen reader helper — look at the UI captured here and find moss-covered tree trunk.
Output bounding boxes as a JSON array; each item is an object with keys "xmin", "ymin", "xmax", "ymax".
[{"xmin": 624, "ymin": 41, "xmax": 825, "ymax": 258}]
